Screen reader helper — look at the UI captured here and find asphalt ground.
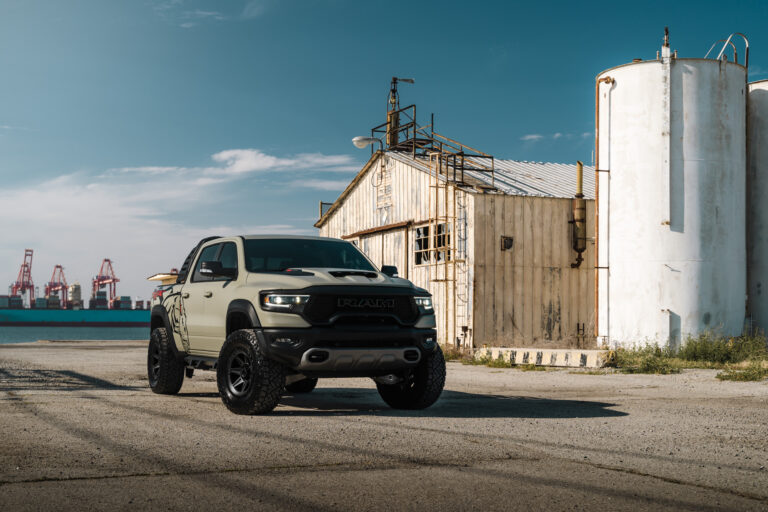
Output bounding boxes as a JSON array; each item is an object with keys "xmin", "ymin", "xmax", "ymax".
[{"xmin": 1, "ymin": 340, "xmax": 767, "ymax": 511}]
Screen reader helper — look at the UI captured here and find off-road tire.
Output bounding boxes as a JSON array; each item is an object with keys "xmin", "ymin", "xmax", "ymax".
[
  {"xmin": 147, "ymin": 327, "xmax": 185, "ymax": 395},
  {"xmin": 217, "ymin": 329, "xmax": 285, "ymax": 415},
  {"xmin": 376, "ymin": 346, "xmax": 446, "ymax": 409},
  {"xmin": 286, "ymin": 378, "xmax": 318, "ymax": 393}
]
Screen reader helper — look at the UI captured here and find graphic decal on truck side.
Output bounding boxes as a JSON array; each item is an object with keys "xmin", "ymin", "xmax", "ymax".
[{"xmin": 163, "ymin": 289, "xmax": 190, "ymax": 352}]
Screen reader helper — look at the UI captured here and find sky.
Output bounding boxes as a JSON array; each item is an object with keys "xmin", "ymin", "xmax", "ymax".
[{"xmin": 1, "ymin": 0, "xmax": 767, "ymax": 301}]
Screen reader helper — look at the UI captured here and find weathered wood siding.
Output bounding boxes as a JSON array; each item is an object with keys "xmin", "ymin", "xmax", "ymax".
[
  {"xmin": 319, "ymin": 155, "xmax": 475, "ymax": 346},
  {"xmin": 472, "ymin": 194, "xmax": 595, "ymax": 348}
]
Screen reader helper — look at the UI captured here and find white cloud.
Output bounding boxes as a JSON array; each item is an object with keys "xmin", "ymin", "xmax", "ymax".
[
  {"xmin": 553, "ymin": 132, "xmax": 562, "ymax": 139},
  {"xmin": 520, "ymin": 134, "xmax": 544, "ymax": 142},
  {"xmin": 582, "ymin": 131, "xmax": 592, "ymax": 138},
  {"xmin": 242, "ymin": 0, "xmax": 266, "ymax": 19},
  {"xmin": 117, "ymin": 166, "xmax": 183, "ymax": 174},
  {"xmin": 0, "ymin": 146, "xmax": 354, "ymax": 299},
  {"xmin": 291, "ymin": 179, "xmax": 349, "ymax": 191},
  {"xmin": 111, "ymin": 149, "xmax": 358, "ymax": 179}
]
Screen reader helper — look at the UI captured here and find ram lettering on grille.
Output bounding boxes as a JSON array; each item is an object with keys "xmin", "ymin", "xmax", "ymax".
[{"xmin": 336, "ymin": 298, "xmax": 396, "ymax": 309}]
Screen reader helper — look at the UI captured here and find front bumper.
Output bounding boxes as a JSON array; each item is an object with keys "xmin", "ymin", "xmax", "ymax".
[{"xmin": 255, "ymin": 326, "xmax": 437, "ymax": 377}]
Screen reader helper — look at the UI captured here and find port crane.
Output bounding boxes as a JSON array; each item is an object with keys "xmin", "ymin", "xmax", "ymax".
[
  {"xmin": 45, "ymin": 265, "xmax": 69, "ymax": 308},
  {"xmin": 92, "ymin": 259, "xmax": 120, "ymax": 303},
  {"xmin": 10, "ymin": 249, "xmax": 35, "ymax": 305}
]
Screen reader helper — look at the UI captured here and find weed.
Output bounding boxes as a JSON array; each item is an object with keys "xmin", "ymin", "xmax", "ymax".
[
  {"xmin": 678, "ymin": 333, "xmax": 767, "ymax": 364},
  {"xmin": 717, "ymin": 361, "xmax": 768, "ymax": 382},
  {"xmin": 609, "ymin": 334, "xmax": 768, "ymax": 375},
  {"xmin": 442, "ymin": 347, "xmax": 466, "ymax": 362}
]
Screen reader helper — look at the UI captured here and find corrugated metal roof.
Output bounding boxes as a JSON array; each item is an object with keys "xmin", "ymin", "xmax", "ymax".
[{"xmin": 386, "ymin": 152, "xmax": 595, "ymax": 200}]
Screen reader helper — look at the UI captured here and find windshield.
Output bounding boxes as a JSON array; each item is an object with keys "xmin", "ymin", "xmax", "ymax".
[{"xmin": 243, "ymin": 238, "xmax": 376, "ymax": 272}]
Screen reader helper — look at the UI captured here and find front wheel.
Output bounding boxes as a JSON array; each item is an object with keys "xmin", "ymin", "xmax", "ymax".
[
  {"xmin": 376, "ymin": 346, "xmax": 446, "ymax": 410},
  {"xmin": 217, "ymin": 329, "xmax": 285, "ymax": 415},
  {"xmin": 147, "ymin": 327, "xmax": 185, "ymax": 395}
]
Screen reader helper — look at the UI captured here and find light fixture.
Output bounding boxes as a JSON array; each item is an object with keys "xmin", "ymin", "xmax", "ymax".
[{"xmin": 352, "ymin": 136, "xmax": 383, "ymax": 150}]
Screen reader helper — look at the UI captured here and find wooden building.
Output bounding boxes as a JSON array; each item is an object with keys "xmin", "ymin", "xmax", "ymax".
[{"xmin": 315, "ymin": 137, "xmax": 596, "ymax": 350}]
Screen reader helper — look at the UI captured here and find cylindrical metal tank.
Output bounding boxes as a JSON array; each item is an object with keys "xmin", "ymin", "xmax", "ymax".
[
  {"xmin": 747, "ymin": 80, "xmax": 768, "ymax": 332},
  {"xmin": 596, "ymin": 47, "xmax": 747, "ymax": 347}
]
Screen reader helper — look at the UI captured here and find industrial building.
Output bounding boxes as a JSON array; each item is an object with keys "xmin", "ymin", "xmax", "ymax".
[
  {"xmin": 319, "ymin": 30, "xmax": 768, "ymax": 350},
  {"xmin": 316, "ymin": 81, "xmax": 595, "ymax": 349}
]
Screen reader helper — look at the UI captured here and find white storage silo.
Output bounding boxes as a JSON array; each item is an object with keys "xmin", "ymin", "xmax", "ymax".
[
  {"xmin": 747, "ymin": 80, "xmax": 768, "ymax": 332},
  {"xmin": 596, "ymin": 41, "xmax": 747, "ymax": 347}
]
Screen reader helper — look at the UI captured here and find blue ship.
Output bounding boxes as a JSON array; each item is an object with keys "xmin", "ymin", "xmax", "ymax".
[{"xmin": 0, "ymin": 308, "xmax": 150, "ymax": 327}]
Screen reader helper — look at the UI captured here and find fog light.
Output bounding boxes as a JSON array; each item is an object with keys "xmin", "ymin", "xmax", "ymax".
[{"xmin": 272, "ymin": 337, "xmax": 303, "ymax": 347}]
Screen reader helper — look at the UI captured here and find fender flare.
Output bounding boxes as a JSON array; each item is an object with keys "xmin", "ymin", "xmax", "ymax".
[
  {"xmin": 150, "ymin": 305, "xmax": 186, "ymax": 360},
  {"xmin": 226, "ymin": 299, "xmax": 261, "ymax": 334}
]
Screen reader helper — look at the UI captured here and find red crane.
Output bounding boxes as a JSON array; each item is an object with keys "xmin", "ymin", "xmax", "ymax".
[
  {"xmin": 45, "ymin": 265, "xmax": 69, "ymax": 308},
  {"xmin": 92, "ymin": 259, "xmax": 120, "ymax": 303},
  {"xmin": 10, "ymin": 249, "xmax": 35, "ymax": 305}
]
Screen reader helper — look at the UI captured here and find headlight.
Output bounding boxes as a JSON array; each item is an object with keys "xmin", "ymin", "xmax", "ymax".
[
  {"xmin": 261, "ymin": 294, "xmax": 310, "ymax": 312},
  {"xmin": 415, "ymin": 296, "xmax": 433, "ymax": 312}
]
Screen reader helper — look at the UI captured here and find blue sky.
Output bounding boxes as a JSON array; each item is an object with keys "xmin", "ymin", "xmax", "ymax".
[{"xmin": 1, "ymin": 0, "xmax": 766, "ymax": 300}]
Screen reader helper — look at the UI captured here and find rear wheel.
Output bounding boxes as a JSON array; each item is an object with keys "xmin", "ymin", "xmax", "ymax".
[
  {"xmin": 147, "ymin": 327, "xmax": 185, "ymax": 395},
  {"xmin": 286, "ymin": 377, "xmax": 318, "ymax": 393},
  {"xmin": 376, "ymin": 346, "xmax": 446, "ymax": 409},
  {"xmin": 217, "ymin": 329, "xmax": 285, "ymax": 415}
]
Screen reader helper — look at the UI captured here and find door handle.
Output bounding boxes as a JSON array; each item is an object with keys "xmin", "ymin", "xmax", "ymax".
[
  {"xmin": 204, "ymin": 291, "xmax": 213, "ymax": 298},
  {"xmin": 182, "ymin": 292, "xmax": 189, "ymax": 299}
]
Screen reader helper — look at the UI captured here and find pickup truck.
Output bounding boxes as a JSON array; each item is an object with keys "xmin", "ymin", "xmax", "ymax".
[{"xmin": 148, "ymin": 235, "xmax": 445, "ymax": 414}]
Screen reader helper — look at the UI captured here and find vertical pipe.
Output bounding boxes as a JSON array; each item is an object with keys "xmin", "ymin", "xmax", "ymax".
[{"xmin": 594, "ymin": 76, "xmax": 613, "ymax": 339}]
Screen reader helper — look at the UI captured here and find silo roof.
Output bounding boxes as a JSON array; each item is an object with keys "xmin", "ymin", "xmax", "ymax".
[{"xmin": 387, "ymin": 151, "xmax": 595, "ymax": 200}]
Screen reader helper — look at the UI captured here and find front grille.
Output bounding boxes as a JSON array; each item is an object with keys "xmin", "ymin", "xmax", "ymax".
[{"xmin": 303, "ymin": 294, "xmax": 418, "ymax": 325}]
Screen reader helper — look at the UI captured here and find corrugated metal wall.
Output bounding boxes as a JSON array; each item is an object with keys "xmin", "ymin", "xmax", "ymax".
[{"xmin": 472, "ymin": 194, "xmax": 595, "ymax": 348}]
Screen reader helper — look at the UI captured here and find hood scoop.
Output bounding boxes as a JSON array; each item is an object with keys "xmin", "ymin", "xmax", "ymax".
[{"xmin": 329, "ymin": 270, "xmax": 379, "ymax": 279}]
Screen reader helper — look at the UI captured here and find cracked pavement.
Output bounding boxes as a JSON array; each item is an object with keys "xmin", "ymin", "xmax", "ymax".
[{"xmin": 1, "ymin": 340, "xmax": 767, "ymax": 511}]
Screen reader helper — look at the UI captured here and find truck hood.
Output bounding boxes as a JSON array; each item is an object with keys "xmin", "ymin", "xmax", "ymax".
[{"xmin": 245, "ymin": 268, "xmax": 426, "ymax": 293}]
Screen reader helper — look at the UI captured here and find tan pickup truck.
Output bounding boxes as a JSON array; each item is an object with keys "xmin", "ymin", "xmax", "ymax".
[{"xmin": 148, "ymin": 235, "xmax": 445, "ymax": 414}]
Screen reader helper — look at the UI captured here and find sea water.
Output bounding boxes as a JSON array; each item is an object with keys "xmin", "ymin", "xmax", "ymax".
[{"xmin": 0, "ymin": 326, "xmax": 148, "ymax": 344}]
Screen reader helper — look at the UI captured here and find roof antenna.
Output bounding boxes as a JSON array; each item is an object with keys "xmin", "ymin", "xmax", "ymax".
[
  {"xmin": 663, "ymin": 26, "xmax": 670, "ymax": 47},
  {"xmin": 387, "ymin": 77, "xmax": 414, "ymax": 149}
]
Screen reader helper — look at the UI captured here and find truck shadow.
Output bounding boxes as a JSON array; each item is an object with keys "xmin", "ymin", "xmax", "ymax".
[{"xmin": 275, "ymin": 387, "xmax": 627, "ymax": 419}]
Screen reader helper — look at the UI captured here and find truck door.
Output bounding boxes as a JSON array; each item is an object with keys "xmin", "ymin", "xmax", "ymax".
[
  {"xmin": 197, "ymin": 240, "xmax": 242, "ymax": 354},
  {"xmin": 182, "ymin": 242, "xmax": 221, "ymax": 354}
]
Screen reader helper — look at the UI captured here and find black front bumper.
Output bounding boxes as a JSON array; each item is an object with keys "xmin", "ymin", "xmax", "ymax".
[{"xmin": 256, "ymin": 326, "xmax": 438, "ymax": 377}]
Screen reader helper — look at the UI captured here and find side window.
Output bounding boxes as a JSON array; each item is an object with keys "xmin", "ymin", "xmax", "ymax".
[
  {"xmin": 191, "ymin": 244, "xmax": 221, "ymax": 282},
  {"xmin": 217, "ymin": 242, "xmax": 238, "ymax": 271}
]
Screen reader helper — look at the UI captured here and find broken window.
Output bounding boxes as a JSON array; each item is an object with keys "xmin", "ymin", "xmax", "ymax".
[
  {"xmin": 414, "ymin": 226, "xmax": 431, "ymax": 265},
  {"xmin": 435, "ymin": 223, "xmax": 452, "ymax": 262}
]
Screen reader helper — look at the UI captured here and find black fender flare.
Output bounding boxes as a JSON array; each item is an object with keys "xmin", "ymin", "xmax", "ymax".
[
  {"xmin": 226, "ymin": 299, "xmax": 261, "ymax": 334},
  {"xmin": 150, "ymin": 305, "xmax": 186, "ymax": 360}
]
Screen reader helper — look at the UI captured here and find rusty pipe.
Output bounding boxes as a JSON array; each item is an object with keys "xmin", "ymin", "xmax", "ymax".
[
  {"xmin": 594, "ymin": 76, "xmax": 614, "ymax": 340},
  {"xmin": 576, "ymin": 160, "xmax": 584, "ymax": 197}
]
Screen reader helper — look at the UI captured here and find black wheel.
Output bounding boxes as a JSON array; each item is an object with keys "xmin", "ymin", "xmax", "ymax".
[
  {"xmin": 286, "ymin": 378, "xmax": 318, "ymax": 393},
  {"xmin": 147, "ymin": 327, "xmax": 185, "ymax": 395},
  {"xmin": 217, "ymin": 329, "xmax": 285, "ymax": 415},
  {"xmin": 376, "ymin": 346, "xmax": 446, "ymax": 410}
]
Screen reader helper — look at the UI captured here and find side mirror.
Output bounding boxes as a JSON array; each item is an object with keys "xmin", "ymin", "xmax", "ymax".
[
  {"xmin": 381, "ymin": 265, "xmax": 399, "ymax": 277},
  {"xmin": 200, "ymin": 261, "xmax": 237, "ymax": 279}
]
